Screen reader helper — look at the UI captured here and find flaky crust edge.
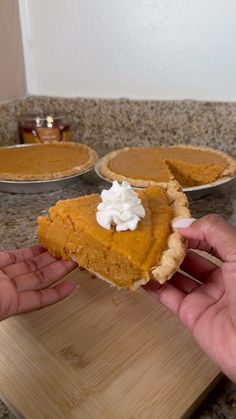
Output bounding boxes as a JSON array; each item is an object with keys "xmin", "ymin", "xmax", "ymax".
[
  {"xmin": 150, "ymin": 180, "xmax": 191, "ymax": 286},
  {"xmin": 72, "ymin": 180, "xmax": 191, "ymax": 290},
  {"xmin": 0, "ymin": 142, "xmax": 98, "ymax": 181}
]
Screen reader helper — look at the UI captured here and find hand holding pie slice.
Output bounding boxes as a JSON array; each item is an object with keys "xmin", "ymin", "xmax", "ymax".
[{"xmin": 37, "ymin": 180, "xmax": 191, "ymax": 289}]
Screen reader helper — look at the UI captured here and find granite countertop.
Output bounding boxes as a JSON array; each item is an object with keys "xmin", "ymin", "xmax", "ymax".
[{"xmin": 0, "ymin": 169, "xmax": 236, "ymax": 419}]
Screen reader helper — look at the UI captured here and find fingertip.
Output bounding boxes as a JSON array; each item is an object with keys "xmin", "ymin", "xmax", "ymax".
[
  {"xmin": 65, "ymin": 281, "xmax": 77, "ymax": 292},
  {"xmin": 172, "ymin": 218, "xmax": 196, "ymax": 229},
  {"xmin": 64, "ymin": 260, "xmax": 78, "ymax": 270},
  {"xmin": 58, "ymin": 281, "xmax": 77, "ymax": 297}
]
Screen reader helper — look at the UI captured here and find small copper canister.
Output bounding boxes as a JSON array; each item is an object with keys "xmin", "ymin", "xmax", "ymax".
[{"xmin": 19, "ymin": 113, "xmax": 72, "ymax": 143}]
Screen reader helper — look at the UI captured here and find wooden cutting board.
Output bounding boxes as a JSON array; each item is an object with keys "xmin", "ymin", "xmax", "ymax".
[{"xmin": 0, "ymin": 266, "xmax": 220, "ymax": 419}]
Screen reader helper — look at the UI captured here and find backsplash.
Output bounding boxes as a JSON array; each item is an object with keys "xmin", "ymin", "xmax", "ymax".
[{"xmin": 0, "ymin": 96, "xmax": 236, "ymax": 156}]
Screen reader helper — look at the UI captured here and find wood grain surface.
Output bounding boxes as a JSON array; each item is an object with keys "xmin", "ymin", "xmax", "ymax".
[{"xmin": 0, "ymin": 266, "xmax": 220, "ymax": 419}]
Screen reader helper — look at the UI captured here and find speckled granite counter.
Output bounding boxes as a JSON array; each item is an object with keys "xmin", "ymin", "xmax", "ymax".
[
  {"xmin": 1, "ymin": 96, "xmax": 236, "ymax": 156},
  {"xmin": 0, "ymin": 96, "xmax": 236, "ymax": 418}
]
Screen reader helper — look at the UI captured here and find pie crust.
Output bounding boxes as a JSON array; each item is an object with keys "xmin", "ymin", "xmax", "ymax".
[
  {"xmin": 150, "ymin": 180, "xmax": 190, "ymax": 286},
  {"xmin": 0, "ymin": 142, "xmax": 98, "ymax": 181},
  {"xmin": 98, "ymin": 145, "xmax": 236, "ymax": 188},
  {"xmin": 89, "ymin": 181, "xmax": 190, "ymax": 289},
  {"xmin": 37, "ymin": 180, "xmax": 190, "ymax": 290}
]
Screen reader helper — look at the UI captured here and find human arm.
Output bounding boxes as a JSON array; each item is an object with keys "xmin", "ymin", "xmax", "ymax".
[{"xmin": 144, "ymin": 214, "xmax": 236, "ymax": 382}]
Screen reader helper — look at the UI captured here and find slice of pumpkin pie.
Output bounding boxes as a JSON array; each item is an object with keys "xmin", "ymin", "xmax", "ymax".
[{"xmin": 37, "ymin": 180, "xmax": 190, "ymax": 289}]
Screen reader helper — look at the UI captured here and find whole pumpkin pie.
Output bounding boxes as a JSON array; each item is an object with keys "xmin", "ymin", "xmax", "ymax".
[
  {"xmin": 98, "ymin": 145, "xmax": 236, "ymax": 188},
  {"xmin": 0, "ymin": 142, "xmax": 98, "ymax": 180},
  {"xmin": 37, "ymin": 180, "xmax": 190, "ymax": 289}
]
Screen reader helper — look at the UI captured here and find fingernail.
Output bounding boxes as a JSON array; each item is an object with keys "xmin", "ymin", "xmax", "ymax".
[{"xmin": 172, "ymin": 218, "xmax": 196, "ymax": 228}]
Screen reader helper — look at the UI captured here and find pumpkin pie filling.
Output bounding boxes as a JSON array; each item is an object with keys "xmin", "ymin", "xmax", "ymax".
[
  {"xmin": 165, "ymin": 160, "xmax": 223, "ymax": 187},
  {"xmin": 0, "ymin": 142, "xmax": 98, "ymax": 180},
  {"xmin": 100, "ymin": 145, "xmax": 235, "ymax": 188},
  {"xmin": 109, "ymin": 149, "xmax": 172, "ymax": 182},
  {"xmin": 37, "ymin": 183, "xmax": 188, "ymax": 289}
]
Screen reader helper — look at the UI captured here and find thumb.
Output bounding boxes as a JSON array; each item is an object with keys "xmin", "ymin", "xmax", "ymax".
[{"xmin": 173, "ymin": 214, "xmax": 236, "ymax": 262}]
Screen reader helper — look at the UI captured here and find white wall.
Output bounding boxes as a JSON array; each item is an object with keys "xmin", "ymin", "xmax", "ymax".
[
  {"xmin": 19, "ymin": 0, "xmax": 236, "ymax": 100},
  {"xmin": 0, "ymin": 0, "xmax": 26, "ymax": 101}
]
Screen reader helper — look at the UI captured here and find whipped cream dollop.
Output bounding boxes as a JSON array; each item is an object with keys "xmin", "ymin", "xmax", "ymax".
[{"xmin": 96, "ymin": 181, "xmax": 145, "ymax": 231}]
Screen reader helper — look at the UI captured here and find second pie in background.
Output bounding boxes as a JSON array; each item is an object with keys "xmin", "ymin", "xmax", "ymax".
[{"xmin": 97, "ymin": 145, "xmax": 236, "ymax": 188}]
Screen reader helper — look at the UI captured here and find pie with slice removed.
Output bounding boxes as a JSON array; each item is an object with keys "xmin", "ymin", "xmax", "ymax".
[
  {"xmin": 98, "ymin": 145, "xmax": 236, "ymax": 188},
  {"xmin": 0, "ymin": 142, "xmax": 98, "ymax": 180},
  {"xmin": 37, "ymin": 181, "xmax": 190, "ymax": 289}
]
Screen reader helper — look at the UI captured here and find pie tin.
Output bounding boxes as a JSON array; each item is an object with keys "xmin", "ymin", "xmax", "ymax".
[
  {"xmin": 0, "ymin": 170, "xmax": 95, "ymax": 194},
  {"xmin": 0, "ymin": 144, "xmax": 94, "ymax": 193},
  {"xmin": 94, "ymin": 162, "xmax": 236, "ymax": 200}
]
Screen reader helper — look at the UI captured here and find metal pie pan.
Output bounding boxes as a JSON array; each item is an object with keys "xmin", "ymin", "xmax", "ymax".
[
  {"xmin": 183, "ymin": 175, "xmax": 236, "ymax": 199},
  {"xmin": 0, "ymin": 168, "xmax": 93, "ymax": 194},
  {"xmin": 0, "ymin": 143, "xmax": 94, "ymax": 193},
  {"xmin": 94, "ymin": 162, "xmax": 236, "ymax": 199}
]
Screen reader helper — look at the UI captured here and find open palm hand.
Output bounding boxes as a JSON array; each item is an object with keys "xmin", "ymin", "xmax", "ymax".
[
  {"xmin": 0, "ymin": 244, "xmax": 77, "ymax": 320},
  {"xmin": 144, "ymin": 215, "xmax": 236, "ymax": 382}
]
